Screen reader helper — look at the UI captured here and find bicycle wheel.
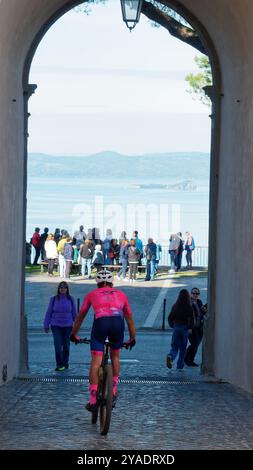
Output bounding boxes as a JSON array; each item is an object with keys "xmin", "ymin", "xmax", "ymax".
[
  {"xmin": 91, "ymin": 404, "xmax": 99, "ymax": 424},
  {"xmin": 99, "ymin": 364, "xmax": 113, "ymax": 435}
]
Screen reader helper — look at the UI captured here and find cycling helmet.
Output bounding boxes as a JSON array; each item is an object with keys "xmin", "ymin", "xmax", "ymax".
[{"xmin": 95, "ymin": 269, "xmax": 114, "ymax": 284}]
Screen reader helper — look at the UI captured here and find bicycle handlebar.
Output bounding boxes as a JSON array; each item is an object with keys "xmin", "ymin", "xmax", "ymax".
[
  {"xmin": 77, "ymin": 337, "xmax": 129, "ymax": 348},
  {"xmin": 78, "ymin": 337, "xmax": 91, "ymax": 344}
]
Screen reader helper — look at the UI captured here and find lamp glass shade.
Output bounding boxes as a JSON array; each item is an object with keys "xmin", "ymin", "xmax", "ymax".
[{"xmin": 120, "ymin": 0, "xmax": 143, "ymax": 31}]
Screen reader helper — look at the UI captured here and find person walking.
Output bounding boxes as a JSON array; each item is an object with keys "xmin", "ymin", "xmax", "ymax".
[
  {"xmin": 184, "ymin": 287, "xmax": 207, "ymax": 367},
  {"xmin": 166, "ymin": 289, "xmax": 194, "ymax": 370},
  {"xmin": 43, "ymin": 281, "xmax": 77, "ymax": 371}
]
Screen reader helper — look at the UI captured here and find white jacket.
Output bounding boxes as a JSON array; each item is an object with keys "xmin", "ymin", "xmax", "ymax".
[{"xmin": 45, "ymin": 240, "xmax": 58, "ymax": 259}]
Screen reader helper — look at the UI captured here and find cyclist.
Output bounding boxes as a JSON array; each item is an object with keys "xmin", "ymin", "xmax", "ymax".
[{"xmin": 70, "ymin": 269, "xmax": 136, "ymax": 412}]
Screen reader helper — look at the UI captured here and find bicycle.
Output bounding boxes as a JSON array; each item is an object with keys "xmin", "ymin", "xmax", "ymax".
[{"xmin": 79, "ymin": 338, "xmax": 120, "ymax": 435}]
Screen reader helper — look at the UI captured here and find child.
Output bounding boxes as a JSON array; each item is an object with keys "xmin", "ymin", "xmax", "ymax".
[{"xmin": 92, "ymin": 244, "xmax": 104, "ymax": 272}]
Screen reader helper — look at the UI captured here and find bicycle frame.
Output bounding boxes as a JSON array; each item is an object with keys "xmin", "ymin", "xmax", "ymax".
[{"xmin": 79, "ymin": 338, "xmax": 116, "ymax": 435}]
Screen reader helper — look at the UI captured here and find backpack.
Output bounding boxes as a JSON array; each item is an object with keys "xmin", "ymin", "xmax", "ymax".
[
  {"xmin": 63, "ymin": 243, "xmax": 73, "ymax": 260},
  {"xmin": 190, "ymin": 238, "xmax": 195, "ymax": 250},
  {"xmin": 108, "ymin": 249, "xmax": 115, "ymax": 260}
]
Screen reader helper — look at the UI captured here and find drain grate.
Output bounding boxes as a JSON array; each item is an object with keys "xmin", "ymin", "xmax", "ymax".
[{"xmin": 18, "ymin": 376, "xmax": 221, "ymax": 385}]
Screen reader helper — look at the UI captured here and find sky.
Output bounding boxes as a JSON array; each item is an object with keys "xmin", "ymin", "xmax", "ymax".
[{"xmin": 28, "ymin": 0, "xmax": 211, "ymax": 156}]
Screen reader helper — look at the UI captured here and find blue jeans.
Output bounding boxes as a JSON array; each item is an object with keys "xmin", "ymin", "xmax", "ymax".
[
  {"xmin": 118, "ymin": 259, "xmax": 128, "ymax": 278},
  {"xmin": 146, "ymin": 260, "xmax": 156, "ymax": 280},
  {"xmin": 168, "ymin": 325, "xmax": 189, "ymax": 369},
  {"xmin": 81, "ymin": 258, "xmax": 92, "ymax": 276},
  {"xmin": 51, "ymin": 326, "xmax": 72, "ymax": 368},
  {"xmin": 186, "ymin": 250, "xmax": 193, "ymax": 267},
  {"xmin": 169, "ymin": 250, "xmax": 177, "ymax": 270}
]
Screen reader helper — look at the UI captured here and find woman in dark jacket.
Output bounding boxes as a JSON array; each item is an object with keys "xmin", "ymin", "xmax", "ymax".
[
  {"xmin": 44, "ymin": 281, "xmax": 77, "ymax": 371},
  {"xmin": 166, "ymin": 289, "xmax": 194, "ymax": 370}
]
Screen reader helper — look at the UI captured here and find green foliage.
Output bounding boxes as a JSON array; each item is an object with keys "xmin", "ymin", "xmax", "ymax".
[
  {"xmin": 149, "ymin": 0, "xmax": 193, "ymax": 29},
  {"xmin": 185, "ymin": 55, "xmax": 212, "ymax": 107},
  {"xmin": 74, "ymin": 0, "xmax": 106, "ymax": 15}
]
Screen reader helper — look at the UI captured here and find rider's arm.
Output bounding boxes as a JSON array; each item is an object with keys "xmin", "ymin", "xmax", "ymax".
[
  {"xmin": 71, "ymin": 293, "xmax": 92, "ymax": 335},
  {"xmin": 125, "ymin": 314, "xmax": 136, "ymax": 340},
  {"xmin": 122, "ymin": 295, "xmax": 136, "ymax": 340}
]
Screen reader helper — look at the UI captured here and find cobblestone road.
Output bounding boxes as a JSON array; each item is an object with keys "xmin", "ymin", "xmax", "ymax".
[{"xmin": 1, "ymin": 272, "xmax": 253, "ymax": 450}]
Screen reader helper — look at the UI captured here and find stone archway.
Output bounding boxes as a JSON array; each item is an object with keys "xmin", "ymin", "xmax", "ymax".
[
  {"xmin": 1, "ymin": 0, "xmax": 253, "ymax": 394},
  {"xmin": 22, "ymin": 0, "xmax": 220, "ymax": 381}
]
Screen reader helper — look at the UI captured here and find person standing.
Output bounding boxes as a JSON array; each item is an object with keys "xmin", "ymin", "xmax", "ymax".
[
  {"xmin": 44, "ymin": 281, "xmax": 77, "ymax": 371},
  {"xmin": 92, "ymin": 244, "xmax": 104, "ymax": 272},
  {"xmin": 102, "ymin": 228, "xmax": 113, "ymax": 266},
  {"xmin": 79, "ymin": 239, "xmax": 94, "ymax": 278},
  {"xmin": 73, "ymin": 225, "xmax": 87, "ymax": 249},
  {"xmin": 128, "ymin": 239, "xmax": 140, "ymax": 283},
  {"xmin": 168, "ymin": 233, "xmax": 180, "ymax": 274},
  {"xmin": 57, "ymin": 234, "xmax": 68, "ymax": 278},
  {"xmin": 144, "ymin": 238, "xmax": 157, "ymax": 281},
  {"xmin": 44, "ymin": 233, "xmax": 58, "ymax": 276},
  {"xmin": 63, "ymin": 237, "xmax": 74, "ymax": 278},
  {"xmin": 40, "ymin": 227, "xmax": 49, "ymax": 260},
  {"xmin": 166, "ymin": 289, "xmax": 194, "ymax": 370},
  {"xmin": 184, "ymin": 288, "xmax": 207, "ymax": 367},
  {"xmin": 175, "ymin": 232, "xmax": 184, "ymax": 271},
  {"xmin": 154, "ymin": 240, "xmax": 162, "ymax": 274},
  {"xmin": 31, "ymin": 227, "xmax": 41, "ymax": 265},
  {"xmin": 185, "ymin": 232, "xmax": 195, "ymax": 269},
  {"xmin": 117, "ymin": 239, "xmax": 129, "ymax": 281}
]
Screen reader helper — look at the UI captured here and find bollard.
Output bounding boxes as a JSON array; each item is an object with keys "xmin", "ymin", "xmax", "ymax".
[
  {"xmin": 162, "ymin": 298, "xmax": 166, "ymax": 330},
  {"xmin": 77, "ymin": 297, "xmax": 80, "ymax": 312}
]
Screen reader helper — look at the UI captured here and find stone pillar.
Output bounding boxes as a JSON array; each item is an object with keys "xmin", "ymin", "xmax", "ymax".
[
  {"xmin": 19, "ymin": 84, "xmax": 37, "ymax": 374},
  {"xmin": 201, "ymin": 84, "xmax": 222, "ymax": 375}
]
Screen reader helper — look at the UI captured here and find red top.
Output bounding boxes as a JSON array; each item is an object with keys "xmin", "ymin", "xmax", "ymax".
[
  {"xmin": 32, "ymin": 232, "xmax": 41, "ymax": 248},
  {"xmin": 80, "ymin": 287, "xmax": 132, "ymax": 320}
]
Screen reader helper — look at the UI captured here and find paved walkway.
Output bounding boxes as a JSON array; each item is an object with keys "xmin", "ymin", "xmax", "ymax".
[{"xmin": 1, "ymin": 271, "xmax": 253, "ymax": 450}]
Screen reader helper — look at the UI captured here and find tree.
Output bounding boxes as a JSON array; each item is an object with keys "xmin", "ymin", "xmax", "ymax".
[
  {"xmin": 142, "ymin": 0, "xmax": 206, "ymax": 55},
  {"xmin": 185, "ymin": 55, "xmax": 212, "ymax": 107},
  {"xmin": 74, "ymin": 0, "xmax": 206, "ymax": 55}
]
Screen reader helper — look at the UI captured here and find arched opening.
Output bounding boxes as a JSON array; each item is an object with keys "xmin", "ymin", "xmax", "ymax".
[{"xmin": 22, "ymin": 0, "xmax": 221, "ymax": 377}]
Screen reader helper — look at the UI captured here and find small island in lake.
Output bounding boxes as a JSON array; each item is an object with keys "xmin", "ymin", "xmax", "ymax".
[{"xmin": 128, "ymin": 180, "xmax": 197, "ymax": 191}]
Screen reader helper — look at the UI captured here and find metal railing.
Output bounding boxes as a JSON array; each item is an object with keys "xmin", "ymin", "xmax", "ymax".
[{"xmin": 152, "ymin": 245, "xmax": 208, "ymax": 268}]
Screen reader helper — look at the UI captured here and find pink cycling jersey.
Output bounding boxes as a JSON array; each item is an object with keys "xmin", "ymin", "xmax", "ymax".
[{"xmin": 79, "ymin": 287, "xmax": 132, "ymax": 320}]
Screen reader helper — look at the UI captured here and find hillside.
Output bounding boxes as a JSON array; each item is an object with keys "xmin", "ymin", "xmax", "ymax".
[{"xmin": 28, "ymin": 151, "xmax": 210, "ymax": 180}]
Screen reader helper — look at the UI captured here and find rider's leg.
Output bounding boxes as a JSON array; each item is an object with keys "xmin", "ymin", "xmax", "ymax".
[
  {"xmin": 110, "ymin": 349, "xmax": 120, "ymax": 396},
  {"xmin": 89, "ymin": 352, "xmax": 103, "ymax": 404}
]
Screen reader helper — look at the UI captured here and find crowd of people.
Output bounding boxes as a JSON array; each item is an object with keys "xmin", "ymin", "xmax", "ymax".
[
  {"xmin": 43, "ymin": 270, "xmax": 206, "ymax": 412},
  {"xmin": 26, "ymin": 225, "xmax": 196, "ymax": 280},
  {"xmin": 44, "ymin": 270, "xmax": 136, "ymax": 412}
]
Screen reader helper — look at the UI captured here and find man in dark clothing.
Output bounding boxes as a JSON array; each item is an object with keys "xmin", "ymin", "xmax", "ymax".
[
  {"xmin": 40, "ymin": 227, "xmax": 49, "ymax": 260},
  {"xmin": 184, "ymin": 287, "xmax": 207, "ymax": 367},
  {"xmin": 144, "ymin": 238, "xmax": 157, "ymax": 281},
  {"xmin": 31, "ymin": 227, "xmax": 41, "ymax": 265}
]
